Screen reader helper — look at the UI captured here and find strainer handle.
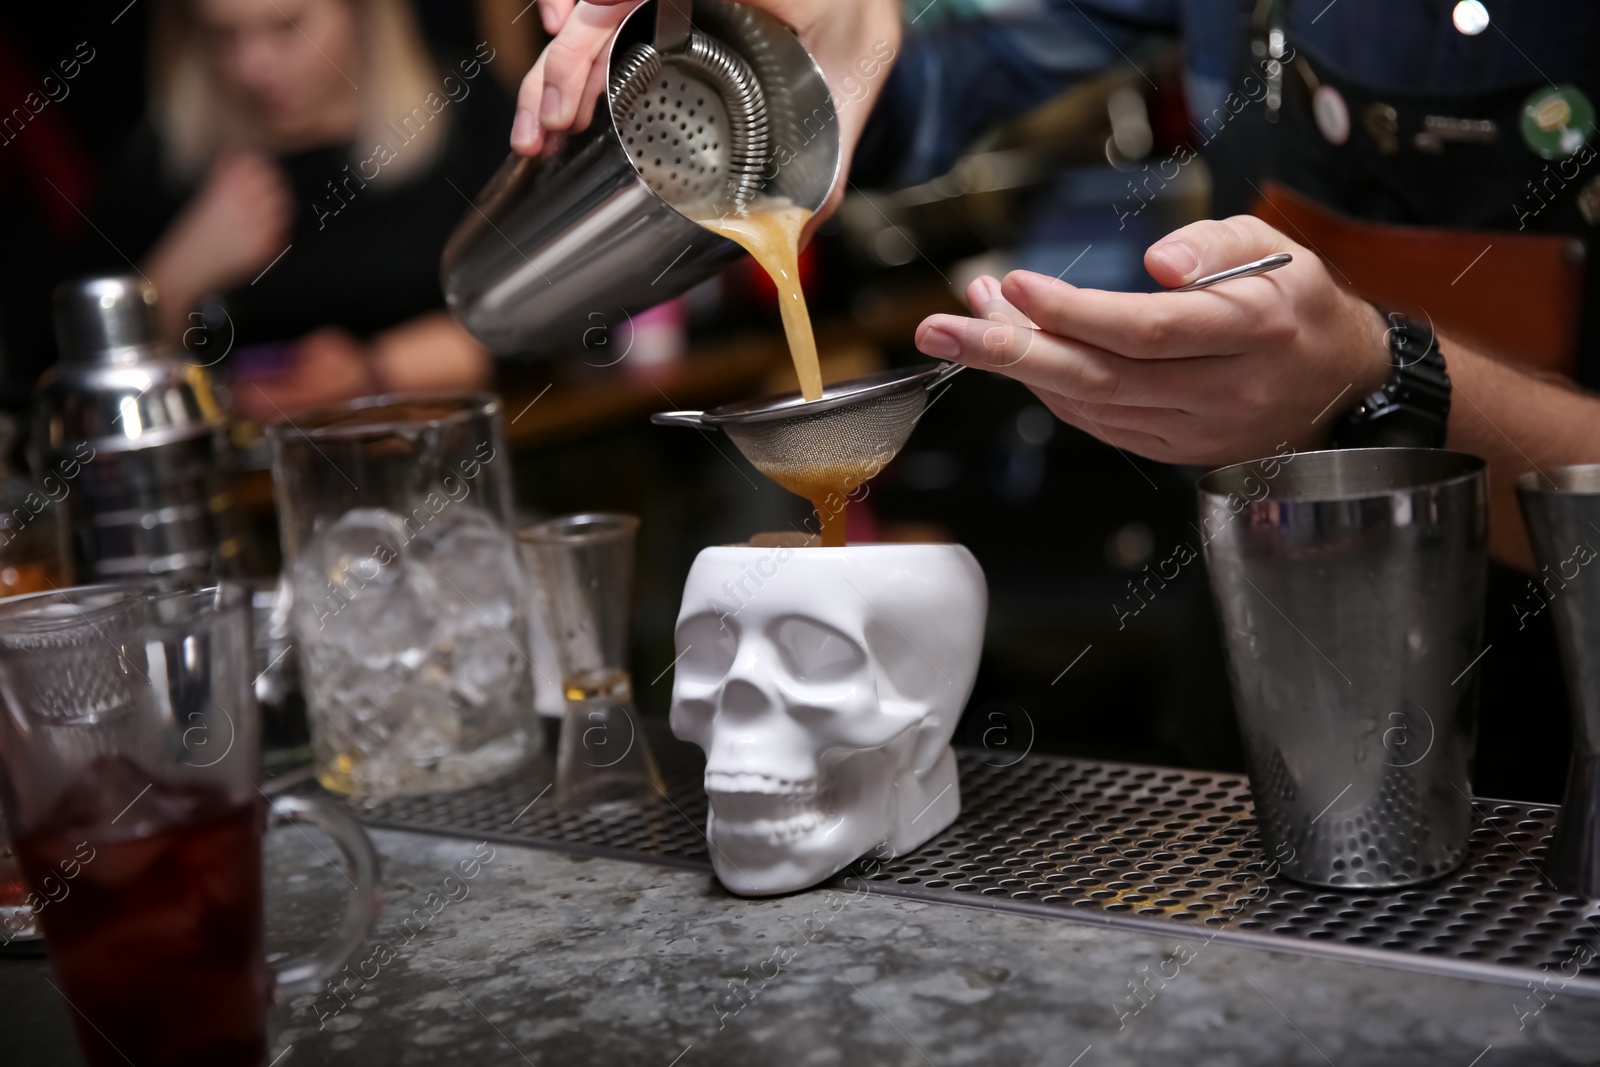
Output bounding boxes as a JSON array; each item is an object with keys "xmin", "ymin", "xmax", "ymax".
[
  {"xmin": 651, "ymin": 410, "xmax": 708, "ymax": 428},
  {"xmin": 656, "ymin": 0, "xmax": 693, "ymax": 53},
  {"xmin": 928, "ymin": 362, "xmax": 966, "ymax": 388}
]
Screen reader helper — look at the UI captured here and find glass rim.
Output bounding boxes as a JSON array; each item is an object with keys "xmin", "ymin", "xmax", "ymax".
[
  {"xmin": 1197, "ymin": 447, "xmax": 1485, "ymax": 504},
  {"xmin": 517, "ymin": 512, "xmax": 640, "ymax": 546},
  {"xmin": 0, "ymin": 581, "xmax": 249, "ymax": 635},
  {"xmin": 263, "ymin": 391, "xmax": 500, "ymax": 442},
  {"xmin": 1516, "ymin": 465, "xmax": 1600, "ymax": 495}
]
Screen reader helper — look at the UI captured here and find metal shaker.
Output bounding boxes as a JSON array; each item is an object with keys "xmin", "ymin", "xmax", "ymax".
[
  {"xmin": 441, "ymin": 0, "xmax": 839, "ymax": 356},
  {"xmin": 1516, "ymin": 466, "xmax": 1600, "ymax": 898},
  {"xmin": 1200, "ymin": 448, "xmax": 1488, "ymax": 888},
  {"xmin": 31, "ymin": 275, "xmax": 242, "ymax": 580}
]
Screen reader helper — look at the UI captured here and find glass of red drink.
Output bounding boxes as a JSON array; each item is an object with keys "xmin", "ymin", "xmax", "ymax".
[
  {"xmin": 0, "ymin": 583, "xmax": 379, "ymax": 1067},
  {"xmin": 0, "ymin": 797, "xmax": 38, "ymax": 947}
]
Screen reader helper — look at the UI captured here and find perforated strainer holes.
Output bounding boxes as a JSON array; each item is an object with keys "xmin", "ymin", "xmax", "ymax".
[{"xmin": 617, "ymin": 69, "xmax": 734, "ymax": 204}]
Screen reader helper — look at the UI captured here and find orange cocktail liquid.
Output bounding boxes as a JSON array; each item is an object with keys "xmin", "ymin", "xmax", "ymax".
[{"xmin": 694, "ymin": 201, "xmax": 856, "ymax": 546}]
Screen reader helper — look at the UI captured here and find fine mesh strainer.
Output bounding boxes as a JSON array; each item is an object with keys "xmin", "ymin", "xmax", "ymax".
[
  {"xmin": 651, "ymin": 363, "xmax": 965, "ymax": 486},
  {"xmin": 609, "ymin": 0, "xmax": 769, "ymax": 208}
]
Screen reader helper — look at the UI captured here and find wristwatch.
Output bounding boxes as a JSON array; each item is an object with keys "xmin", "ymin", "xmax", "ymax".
[{"xmin": 1331, "ymin": 313, "xmax": 1451, "ymax": 449}]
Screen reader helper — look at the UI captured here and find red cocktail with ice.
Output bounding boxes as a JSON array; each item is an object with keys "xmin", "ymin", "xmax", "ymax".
[
  {"xmin": 0, "ymin": 585, "xmax": 377, "ymax": 1067},
  {"xmin": 18, "ymin": 757, "xmax": 269, "ymax": 1066}
]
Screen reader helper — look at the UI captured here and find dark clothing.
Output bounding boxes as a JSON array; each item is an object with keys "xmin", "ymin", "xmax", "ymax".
[
  {"xmin": 88, "ymin": 49, "xmax": 513, "ymax": 348},
  {"xmin": 857, "ymin": 0, "xmax": 1600, "ymax": 188}
]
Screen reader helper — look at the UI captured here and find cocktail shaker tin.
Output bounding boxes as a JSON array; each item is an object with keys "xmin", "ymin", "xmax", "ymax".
[
  {"xmin": 441, "ymin": 0, "xmax": 840, "ymax": 357},
  {"xmin": 31, "ymin": 275, "xmax": 242, "ymax": 580}
]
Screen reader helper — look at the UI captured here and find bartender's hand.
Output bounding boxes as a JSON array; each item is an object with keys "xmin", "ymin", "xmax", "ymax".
[
  {"xmin": 236, "ymin": 328, "xmax": 373, "ymax": 423},
  {"xmin": 145, "ymin": 152, "xmax": 292, "ymax": 339},
  {"xmin": 511, "ymin": 0, "xmax": 901, "ymax": 226},
  {"xmin": 914, "ymin": 216, "xmax": 1395, "ymax": 467},
  {"xmin": 235, "ymin": 315, "xmax": 491, "ymax": 423}
]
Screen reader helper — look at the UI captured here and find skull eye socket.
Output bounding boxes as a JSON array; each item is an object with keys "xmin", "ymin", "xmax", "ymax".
[
  {"xmin": 674, "ymin": 613, "xmax": 737, "ymax": 681},
  {"xmin": 774, "ymin": 617, "xmax": 864, "ymax": 683}
]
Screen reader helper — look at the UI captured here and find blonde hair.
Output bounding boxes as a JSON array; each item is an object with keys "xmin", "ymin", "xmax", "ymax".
[{"xmin": 151, "ymin": 0, "xmax": 446, "ymax": 184}]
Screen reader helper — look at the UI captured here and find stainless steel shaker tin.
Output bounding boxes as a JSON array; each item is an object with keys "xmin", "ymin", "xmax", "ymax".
[
  {"xmin": 441, "ymin": 0, "xmax": 840, "ymax": 356},
  {"xmin": 1199, "ymin": 448, "xmax": 1488, "ymax": 888}
]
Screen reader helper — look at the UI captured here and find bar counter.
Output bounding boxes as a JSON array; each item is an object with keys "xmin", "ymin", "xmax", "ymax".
[{"xmin": 6, "ymin": 815, "xmax": 1600, "ymax": 1065}]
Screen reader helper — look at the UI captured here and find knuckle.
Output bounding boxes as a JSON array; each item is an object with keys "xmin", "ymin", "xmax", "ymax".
[
  {"xmin": 1137, "ymin": 307, "xmax": 1177, "ymax": 352},
  {"xmin": 1072, "ymin": 359, "xmax": 1118, "ymax": 405}
]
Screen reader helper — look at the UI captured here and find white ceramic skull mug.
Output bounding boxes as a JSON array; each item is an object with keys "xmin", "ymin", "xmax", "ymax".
[{"xmin": 670, "ymin": 542, "xmax": 987, "ymax": 896}]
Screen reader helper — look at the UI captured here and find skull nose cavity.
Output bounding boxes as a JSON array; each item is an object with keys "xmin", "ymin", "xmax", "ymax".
[
  {"xmin": 718, "ymin": 677, "xmax": 772, "ymax": 717},
  {"xmin": 704, "ymin": 771, "xmax": 819, "ymax": 799}
]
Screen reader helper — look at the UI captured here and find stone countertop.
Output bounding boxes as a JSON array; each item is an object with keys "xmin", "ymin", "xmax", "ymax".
[{"xmin": 4, "ymin": 827, "xmax": 1600, "ymax": 1067}]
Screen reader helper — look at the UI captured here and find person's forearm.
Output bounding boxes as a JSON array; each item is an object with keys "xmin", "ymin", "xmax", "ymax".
[
  {"xmin": 371, "ymin": 312, "xmax": 493, "ymax": 393},
  {"xmin": 1443, "ymin": 338, "xmax": 1600, "ymax": 569},
  {"xmin": 142, "ymin": 246, "xmax": 210, "ymax": 342}
]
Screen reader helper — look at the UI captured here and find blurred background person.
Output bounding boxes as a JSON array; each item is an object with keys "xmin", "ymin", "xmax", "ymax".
[{"xmin": 87, "ymin": 0, "xmax": 516, "ymax": 421}]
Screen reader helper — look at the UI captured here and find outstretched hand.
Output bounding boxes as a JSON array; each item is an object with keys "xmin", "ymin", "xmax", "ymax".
[{"xmin": 914, "ymin": 216, "xmax": 1395, "ymax": 467}]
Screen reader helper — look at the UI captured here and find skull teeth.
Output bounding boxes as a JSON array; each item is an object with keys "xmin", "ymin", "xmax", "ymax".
[
  {"xmin": 703, "ymin": 771, "xmax": 818, "ymax": 800},
  {"xmin": 711, "ymin": 810, "xmax": 822, "ymax": 845}
]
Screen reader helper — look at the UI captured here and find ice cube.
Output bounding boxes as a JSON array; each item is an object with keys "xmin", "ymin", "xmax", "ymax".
[
  {"xmin": 293, "ymin": 509, "xmax": 436, "ymax": 669},
  {"xmin": 312, "ymin": 508, "xmax": 407, "ymax": 598},
  {"xmin": 450, "ymin": 627, "xmax": 520, "ymax": 705},
  {"xmin": 408, "ymin": 507, "xmax": 524, "ymax": 631},
  {"xmin": 384, "ymin": 685, "xmax": 461, "ymax": 764}
]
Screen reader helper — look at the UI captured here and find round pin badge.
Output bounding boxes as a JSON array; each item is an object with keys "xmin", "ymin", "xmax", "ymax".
[
  {"xmin": 1521, "ymin": 84, "xmax": 1594, "ymax": 159},
  {"xmin": 1313, "ymin": 84, "xmax": 1351, "ymax": 146},
  {"xmin": 1452, "ymin": 0, "xmax": 1489, "ymax": 36}
]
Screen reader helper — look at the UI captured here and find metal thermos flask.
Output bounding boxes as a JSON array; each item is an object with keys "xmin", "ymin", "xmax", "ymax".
[
  {"xmin": 31, "ymin": 275, "xmax": 242, "ymax": 580},
  {"xmin": 441, "ymin": 0, "xmax": 840, "ymax": 356}
]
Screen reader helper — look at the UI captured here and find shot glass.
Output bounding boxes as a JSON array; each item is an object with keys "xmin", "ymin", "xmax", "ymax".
[
  {"xmin": 1517, "ymin": 466, "xmax": 1600, "ymax": 897},
  {"xmin": 519, "ymin": 513, "xmax": 663, "ymax": 811},
  {"xmin": 0, "ymin": 583, "xmax": 378, "ymax": 1067},
  {"xmin": 1200, "ymin": 448, "xmax": 1487, "ymax": 888},
  {"xmin": 268, "ymin": 394, "xmax": 541, "ymax": 798}
]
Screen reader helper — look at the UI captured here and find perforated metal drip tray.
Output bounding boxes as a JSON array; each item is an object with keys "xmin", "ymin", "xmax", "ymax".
[{"xmin": 353, "ymin": 730, "xmax": 1600, "ymax": 997}]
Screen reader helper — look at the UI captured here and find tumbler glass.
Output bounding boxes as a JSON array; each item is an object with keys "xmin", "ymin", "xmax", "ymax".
[
  {"xmin": 0, "ymin": 583, "xmax": 378, "ymax": 1067},
  {"xmin": 268, "ymin": 394, "xmax": 540, "ymax": 798},
  {"xmin": 519, "ymin": 513, "xmax": 662, "ymax": 810},
  {"xmin": 1199, "ymin": 448, "xmax": 1487, "ymax": 888}
]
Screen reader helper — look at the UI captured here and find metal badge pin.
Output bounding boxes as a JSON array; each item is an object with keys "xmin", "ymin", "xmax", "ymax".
[
  {"xmin": 1521, "ymin": 84, "xmax": 1595, "ymax": 160},
  {"xmin": 1452, "ymin": 0, "xmax": 1489, "ymax": 35},
  {"xmin": 1314, "ymin": 86, "xmax": 1351, "ymax": 146},
  {"xmin": 1413, "ymin": 115, "xmax": 1499, "ymax": 153},
  {"xmin": 1578, "ymin": 176, "xmax": 1600, "ymax": 226},
  {"xmin": 1364, "ymin": 102, "xmax": 1400, "ymax": 156}
]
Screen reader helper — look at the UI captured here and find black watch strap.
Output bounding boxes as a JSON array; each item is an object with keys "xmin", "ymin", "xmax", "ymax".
[{"xmin": 1332, "ymin": 313, "xmax": 1451, "ymax": 449}]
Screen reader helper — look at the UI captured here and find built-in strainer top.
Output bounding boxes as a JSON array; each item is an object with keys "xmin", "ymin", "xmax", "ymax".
[{"xmin": 608, "ymin": 2, "xmax": 770, "ymax": 209}]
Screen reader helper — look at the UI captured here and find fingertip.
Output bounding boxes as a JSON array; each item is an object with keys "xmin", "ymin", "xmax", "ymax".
[
  {"xmin": 539, "ymin": 84, "xmax": 563, "ymax": 127},
  {"xmin": 915, "ymin": 318, "xmax": 962, "ymax": 360},
  {"xmin": 510, "ymin": 108, "xmax": 539, "ymax": 152},
  {"xmin": 542, "ymin": 5, "xmax": 561, "ymax": 34},
  {"xmin": 965, "ymin": 275, "xmax": 998, "ymax": 310},
  {"xmin": 1146, "ymin": 239, "xmax": 1200, "ymax": 286},
  {"xmin": 1000, "ymin": 270, "xmax": 1047, "ymax": 305}
]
